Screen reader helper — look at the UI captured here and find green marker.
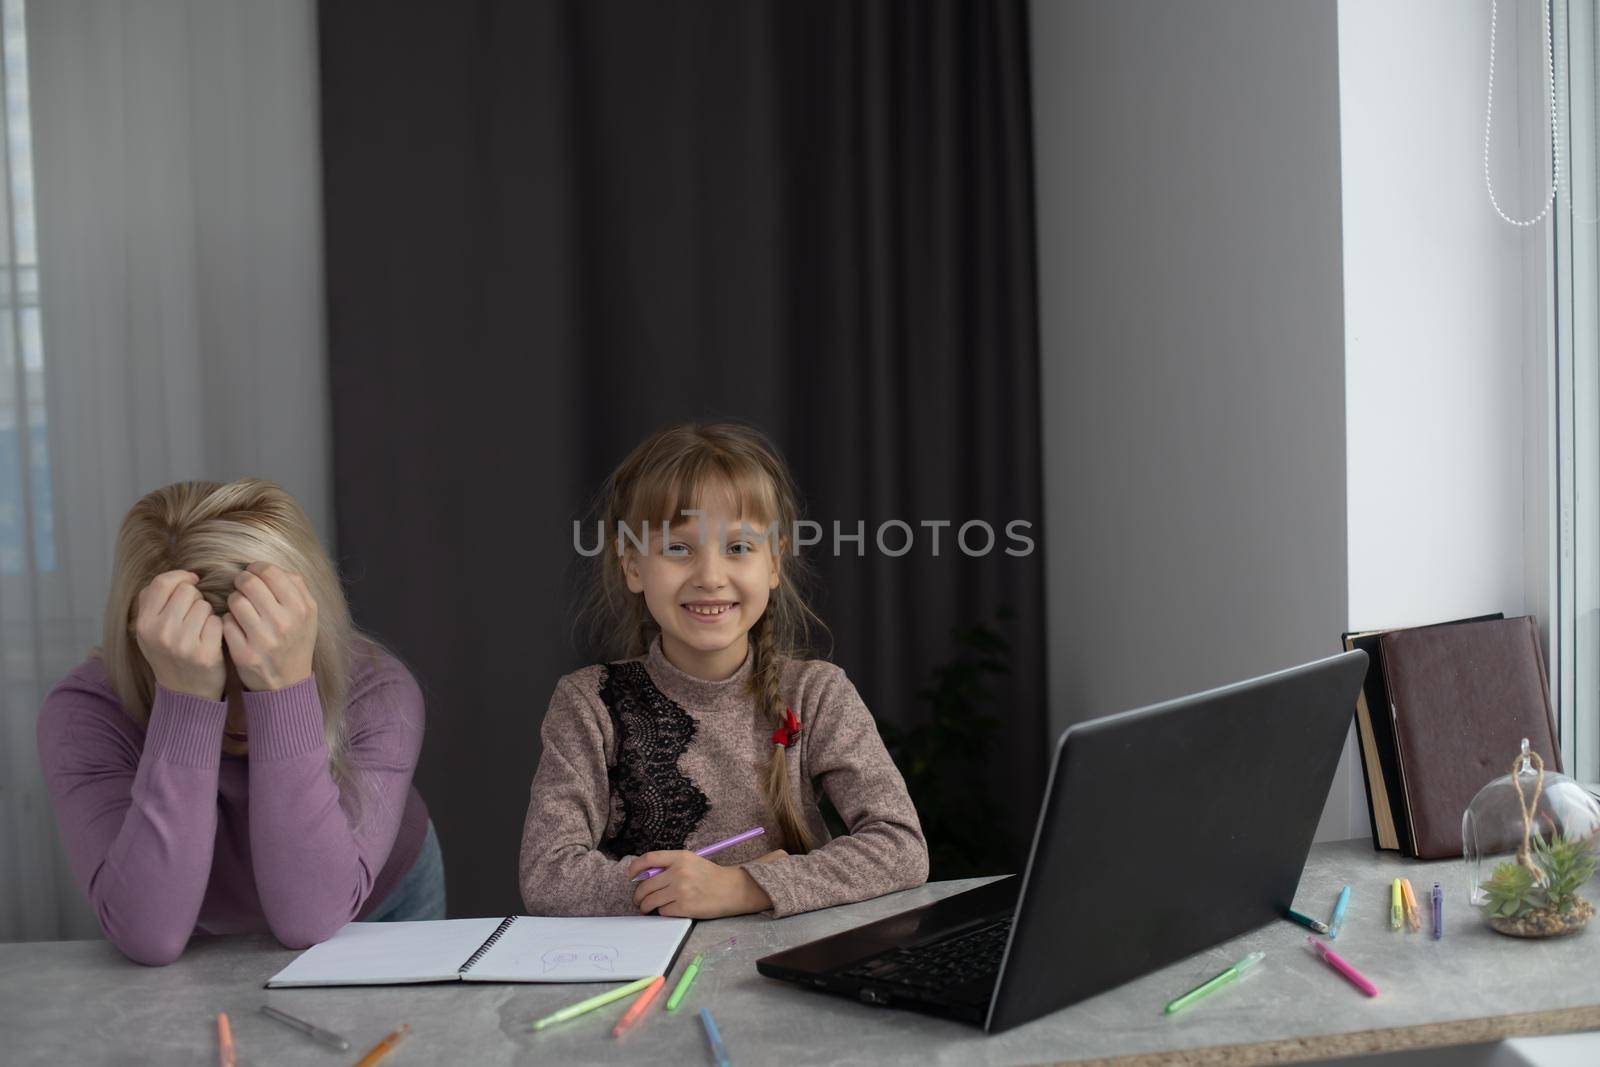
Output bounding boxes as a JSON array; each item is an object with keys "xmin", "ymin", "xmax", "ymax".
[
  {"xmin": 666, "ymin": 954, "xmax": 704, "ymax": 1012},
  {"xmin": 1164, "ymin": 951, "xmax": 1264, "ymax": 1014},
  {"xmin": 1285, "ymin": 908, "xmax": 1330, "ymax": 935},
  {"xmin": 532, "ymin": 976, "xmax": 657, "ymax": 1031}
]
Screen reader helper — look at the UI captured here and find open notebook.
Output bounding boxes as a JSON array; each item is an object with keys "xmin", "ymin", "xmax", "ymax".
[{"xmin": 266, "ymin": 916, "xmax": 693, "ymax": 987}]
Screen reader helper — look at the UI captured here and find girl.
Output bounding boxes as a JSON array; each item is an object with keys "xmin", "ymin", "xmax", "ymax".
[
  {"xmin": 520, "ymin": 422, "xmax": 929, "ymax": 919},
  {"xmin": 36, "ymin": 479, "xmax": 441, "ymax": 966}
]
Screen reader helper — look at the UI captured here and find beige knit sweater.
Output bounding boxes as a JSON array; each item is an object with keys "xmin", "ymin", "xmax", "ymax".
[{"xmin": 519, "ymin": 634, "xmax": 928, "ymax": 918}]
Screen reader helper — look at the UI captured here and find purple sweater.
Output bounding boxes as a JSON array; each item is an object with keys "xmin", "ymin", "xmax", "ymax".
[{"xmin": 36, "ymin": 645, "xmax": 429, "ymax": 965}]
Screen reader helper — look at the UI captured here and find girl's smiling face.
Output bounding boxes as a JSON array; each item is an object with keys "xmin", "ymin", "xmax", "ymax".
[{"xmin": 619, "ymin": 487, "xmax": 781, "ymax": 680}]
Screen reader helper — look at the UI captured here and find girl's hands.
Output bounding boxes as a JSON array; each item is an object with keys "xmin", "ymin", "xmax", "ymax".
[
  {"xmin": 628, "ymin": 850, "xmax": 781, "ymax": 918},
  {"xmin": 134, "ymin": 570, "xmax": 226, "ymax": 700},
  {"xmin": 221, "ymin": 563, "xmax": 318, "ymax": 692}
]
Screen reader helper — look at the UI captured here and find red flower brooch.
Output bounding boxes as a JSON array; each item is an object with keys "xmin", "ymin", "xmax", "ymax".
[{"xmin": 771, "ymin": 706, "xmax": 804, "ymax": 748}]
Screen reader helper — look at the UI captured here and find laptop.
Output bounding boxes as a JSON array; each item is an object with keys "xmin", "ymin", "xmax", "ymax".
[{"xmin": 756, "ymin": 649, "xmax": 1368, "ymax": 1033}]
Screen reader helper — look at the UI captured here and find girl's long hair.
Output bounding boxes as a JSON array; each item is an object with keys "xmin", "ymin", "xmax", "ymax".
[
  {"xmin": 99, "ymin": 478, "xmax": 359, "ymax": 791},
  {"xmin": 577, "ymin": 421, "xmax": 830, "ymax": 852}
]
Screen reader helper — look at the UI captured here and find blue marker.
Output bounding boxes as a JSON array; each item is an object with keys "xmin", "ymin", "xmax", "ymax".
[
  {"xmin": 699, "ymin": 1008, "xmax": 731, "ymax": 1067},
  {"xmin": 1328, "ymin": 885, "xmax": 1351, "ymax": 940},
  {"xmin": 1432, "ymin": 883, "xmax": 1443, "ymax": 940}
]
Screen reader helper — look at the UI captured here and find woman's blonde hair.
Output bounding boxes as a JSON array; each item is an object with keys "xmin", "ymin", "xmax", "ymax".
[
  {"xmin": 579, "ymin": 421, "xmax": 830, "ymax": 853},
  {"xmin": 100, "ymin": 478, "xmax": 359, "ymax": 789}
]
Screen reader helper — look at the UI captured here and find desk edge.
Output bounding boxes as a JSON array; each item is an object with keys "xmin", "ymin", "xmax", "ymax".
[{"xmin": 1035, "ymin": 1004, "xmax": 1600, "ymax": 1067}]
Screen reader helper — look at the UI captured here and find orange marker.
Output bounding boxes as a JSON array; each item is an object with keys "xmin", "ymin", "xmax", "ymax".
[
  {"xmin": 216, "ymin": 1012, "xmax": 236, "ymax": 1067},
  {"xmin": 1400, "ymin": 878, "xmax": 1422, "ymax": 931},
  {"xmin": 612, "ymin": 975, "xmax": 667, "ymax": 1037},
  {"xmin": 353, "ymin": 1023, "xmax": 411, "ymax": 1067}
]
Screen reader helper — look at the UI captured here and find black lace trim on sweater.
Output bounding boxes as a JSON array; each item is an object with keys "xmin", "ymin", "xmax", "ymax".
[{"xmin": 596, "ymin": 661, "xmax": 710, "ymax": 858}]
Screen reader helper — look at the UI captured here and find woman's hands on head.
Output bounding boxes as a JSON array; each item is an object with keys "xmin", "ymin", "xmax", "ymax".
[
  {"xmin": 135, "ymin": 563, "xmax": 318, "ymax": 699},
  {"xmin": 134, "ymin": 570, "xmax": 226, "ymax": 700},
  {"xmin": 221, "ymin": 562, "xmax": 318, "ymax": 692},
  {"xmin": 627, "ymin": 849, "xmax": 786, "ymax": 919}
]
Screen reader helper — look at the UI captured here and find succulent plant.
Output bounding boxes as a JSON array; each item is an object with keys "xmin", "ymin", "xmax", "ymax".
[
  {"xmin": 1532, "ymin": 831, "xmax": 1600, "ymax": 914},
  {"xmin": 1482, "ymin": 832, "xmax": 1599, "ymax": 919},
  {"xmin": 1482, "ymin": 861, "xmax": 1545, "ymax": 919}
]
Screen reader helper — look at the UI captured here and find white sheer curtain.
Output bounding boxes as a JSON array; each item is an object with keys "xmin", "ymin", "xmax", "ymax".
[{"xmin": 1, "ymin": 0, "xmax": 328, "ymax": 942}]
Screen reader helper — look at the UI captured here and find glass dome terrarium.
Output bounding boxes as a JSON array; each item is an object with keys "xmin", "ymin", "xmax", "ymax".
[{"xmin": 1463, "ymin": 739, "xmax": 1600, "ymax": 938}]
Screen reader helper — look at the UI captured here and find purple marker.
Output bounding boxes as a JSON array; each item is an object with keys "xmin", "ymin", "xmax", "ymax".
[
  {"xmin": 632, "ymin": 826, "xmax": 766, "ymax": 882},
  {"xmin": 1432, "ymin": 883, "xmax": 1442, "ymax": 939}
]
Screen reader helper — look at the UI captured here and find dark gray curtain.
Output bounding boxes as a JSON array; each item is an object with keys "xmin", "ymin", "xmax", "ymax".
[{"xmin": 320, "ymin": 0, "xmax": 1046, "ymax": 918}]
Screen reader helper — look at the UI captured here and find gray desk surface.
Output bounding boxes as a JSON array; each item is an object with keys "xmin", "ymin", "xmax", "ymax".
[{"xmin": 2, "ymin": 839, "xmax": 1597, "ymax": 1066}]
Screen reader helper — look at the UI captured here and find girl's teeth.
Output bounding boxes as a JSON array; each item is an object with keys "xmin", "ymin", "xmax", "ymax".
[{"xmin": 687, "ymin": 604, "xmax": 731, "ymax": 615}]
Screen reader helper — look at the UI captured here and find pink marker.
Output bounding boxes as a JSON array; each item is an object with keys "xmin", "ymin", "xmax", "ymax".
[
  {"xmin": 632, "ymin": 826, "xmax": 766, "ymax": 882},
  {"xmin": 1307, "ymin": 936, "xmax": 1378, "ymax": 997}
]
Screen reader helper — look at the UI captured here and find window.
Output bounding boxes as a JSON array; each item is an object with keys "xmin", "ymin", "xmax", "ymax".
[
  {"xmin": 0, "ymin": 0, "xmax": 51, "ymax": 575},
  {"xmin": 1557, "ymin": 0, "xmax": 1600, "ymax": 781}
]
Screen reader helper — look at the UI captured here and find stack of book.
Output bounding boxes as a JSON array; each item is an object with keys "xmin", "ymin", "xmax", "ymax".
[{"xmin": 1343, "ymin": 614, "xmax": 1562, "ymax": 860}]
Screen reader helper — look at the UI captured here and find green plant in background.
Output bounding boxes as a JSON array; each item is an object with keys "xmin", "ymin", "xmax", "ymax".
[
  {"xmin": 1483, "ymin": 832, "xmax": 1599, "ymax": 919},
  {"xmin": 875, "ymin": 609, "xmax": 1016, "ymax": 880}
]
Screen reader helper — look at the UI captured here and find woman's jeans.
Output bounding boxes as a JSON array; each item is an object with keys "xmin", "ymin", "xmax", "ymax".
[{"xmin": 363, "ymin": 818, "xmax": 446, "ymax": 922}]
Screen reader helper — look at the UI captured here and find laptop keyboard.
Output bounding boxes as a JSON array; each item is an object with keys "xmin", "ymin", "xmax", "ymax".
[{"xmin": 839, "ymin": 915, "xmax": 1013, "ymax": 994}]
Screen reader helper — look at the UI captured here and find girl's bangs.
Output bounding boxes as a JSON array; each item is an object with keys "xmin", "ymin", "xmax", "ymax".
[{"xmin": 630, "ymin": 451, "xmax": 778, "ymax": 532}]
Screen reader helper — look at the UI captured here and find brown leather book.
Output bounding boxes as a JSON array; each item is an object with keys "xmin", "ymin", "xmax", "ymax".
[
  {"xmin": 1343, "ymin": 614, "xmax": 1504, "ymax": 854},
  {"xmin": 1380, "ymin": 616, "xmax": 1560, "ymax": 860}
]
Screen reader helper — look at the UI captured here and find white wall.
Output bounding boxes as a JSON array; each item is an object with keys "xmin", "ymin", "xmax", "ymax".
[
  {"xmin": 1030, "ymin": 1, "xmax": 1352, "ymax": 838},
  {"xmin": 1341, "ymin": 0, "xmax": 1534, "ymax": 628},
  {"xmin": 1337, "ymin": 0, "xmax": 1547, "ymax": 836}
]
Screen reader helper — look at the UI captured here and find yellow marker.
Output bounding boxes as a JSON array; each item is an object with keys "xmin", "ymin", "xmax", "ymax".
[
  {"xmin": 1390, "ymin": 878, "xmax": 1402, "ymax": 929},
  {"xmin": 1400, "ymin": 878, "xmax": 1421, "ymax": 931}
]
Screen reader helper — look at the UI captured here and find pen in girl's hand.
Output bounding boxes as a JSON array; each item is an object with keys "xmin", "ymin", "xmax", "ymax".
[{"xmin": 632, "ymin": 827, "xmax": 765, "ymax": 882}]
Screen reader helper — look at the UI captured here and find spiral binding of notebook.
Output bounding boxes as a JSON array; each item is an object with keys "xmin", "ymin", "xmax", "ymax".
[{"xmin": 458, "ymin": 916, "xmax": 518, "ymax": 974}]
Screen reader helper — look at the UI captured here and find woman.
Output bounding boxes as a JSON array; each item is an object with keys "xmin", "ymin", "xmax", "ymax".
[{"xmin": 36, "ymin": 479, "xmax": 442, "ymax": 965}]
